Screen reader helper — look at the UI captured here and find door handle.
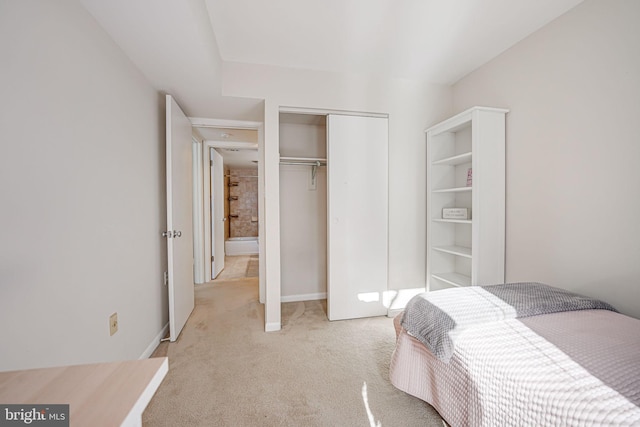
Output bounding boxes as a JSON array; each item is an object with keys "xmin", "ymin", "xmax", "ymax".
[{"xmin": 174, "ymin": 230, "xmax": 182, "ymax": 237}]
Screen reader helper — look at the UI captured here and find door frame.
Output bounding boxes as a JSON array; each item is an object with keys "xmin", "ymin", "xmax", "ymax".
[
  {"xmin": 192, "ymin": 136, "xmax": 205, "ymax": 285},
  {"xmin": 207, "ymin": 146, "xmax": 224, "ymax": 279},
  {"xmin": 191, "ymin": 118, "xmax": 265, "ymax": 301},
  {"xmin": 201, "ymin": 142, "xmax": 258, "ymax": 282}
]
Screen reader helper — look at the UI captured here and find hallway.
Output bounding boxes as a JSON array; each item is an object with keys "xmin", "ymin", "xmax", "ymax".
[{"xmin": 214, "ymin": 255, "xmax": 259, "ymax": 281}]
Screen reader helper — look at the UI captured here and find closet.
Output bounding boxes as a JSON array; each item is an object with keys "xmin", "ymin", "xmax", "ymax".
[
  {"xmin": 279, "ymin": 113, "xmax": 328, "ymax": 302},
  {"xmin": 279, "ymin": 111, "xmax": 389, "ymax": 321}
]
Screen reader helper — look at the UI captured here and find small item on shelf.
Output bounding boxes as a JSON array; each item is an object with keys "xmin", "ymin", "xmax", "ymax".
[
  {"xmin": 443, "ymin": 208, "xmax": 469, "ymax": 220},
  {"xmin": 466, "ymin": 168, "xmax": 472, "ymax": 187}
]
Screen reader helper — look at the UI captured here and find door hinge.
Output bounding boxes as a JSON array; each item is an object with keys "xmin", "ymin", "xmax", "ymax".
[
  {"xmin": 211, "ymin": 256, "xmax": 214, "ymax": 262},
  {"xmin": 210, "ymin": 160, "xmax": 213, "ymax": 166}
]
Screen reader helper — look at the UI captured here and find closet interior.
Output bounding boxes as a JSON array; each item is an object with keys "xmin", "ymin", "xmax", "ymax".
[{"xmin": 279, "ymin": 113, "xmax": 328, "ymax": 302}]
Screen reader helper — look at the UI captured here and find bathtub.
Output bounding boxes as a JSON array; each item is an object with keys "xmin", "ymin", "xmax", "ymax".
[{"xmin": 225, "ymin": 236, "xmax": 259, "ymax": 256}]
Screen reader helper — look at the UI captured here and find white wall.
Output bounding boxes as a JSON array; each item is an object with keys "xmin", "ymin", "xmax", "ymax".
[
  {"xmin": 223, "ymin": 62, "xmax": 452, "ymax": 328},
  {"xmin": 0, "ymin": 0, "xmax": 167, "ymax": 370},
  {"xmin": 453, "ymin": 0, "xmax": 640, "ymax": 318},
  {"xmin": 279, "ymin": 122, "xmax": 327, "ymax": 301}
]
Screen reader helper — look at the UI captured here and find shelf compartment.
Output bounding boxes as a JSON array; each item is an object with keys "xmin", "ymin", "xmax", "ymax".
[
  {"xmin": 431, "ymin": 272, "xmax": 471, "ymax": 287},
  {"xmin": 432, "ymin": 186, "xmax": 472, "ymax": 193},
  {"xmin": 433, "ymin": 245, "xmax": 471, "ymax": 258},
  {"xmin": 432, "ymin": 151, "xmax": 472, "ymax": 166}
]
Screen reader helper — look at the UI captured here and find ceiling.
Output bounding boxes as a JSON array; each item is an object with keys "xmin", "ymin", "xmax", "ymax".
[
  {"xmin": 196, "ymin": 127, "xmax": 258, "ymax": 143},
  {"xmin": 80, "ymin": 0, "xmax": 263, "ymax": 121},
  {"xmin": 211, "ymin": 147, "xmax": 259, "ymax": 169},
  {"xmin": 80, "ymin": 0, "xmax": 583, "ymax": 166},
  {"xmin": 205, "ymin": 0, "xmax": 584, "ymax": 84},
  {"xmin": 82, "ymin": 0, "xmax": 583, "ymax": 118},
  {"xmin": 196, "ymin": 127, "xmax": 258, "ymax": 168}
]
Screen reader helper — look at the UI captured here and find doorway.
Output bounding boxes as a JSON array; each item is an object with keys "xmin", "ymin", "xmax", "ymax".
[{"xmin": 191, "ymin": 119, "xmax": 264, "ymax": 300}]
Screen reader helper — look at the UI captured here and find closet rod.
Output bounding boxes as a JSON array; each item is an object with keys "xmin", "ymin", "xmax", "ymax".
[
  {"xmin": 280, "ymin": 156, "xmax": 326, "ymax": 162},
  {"xmin": 279, "ymin": 160, "xmax": 326, "ymax": 166}
]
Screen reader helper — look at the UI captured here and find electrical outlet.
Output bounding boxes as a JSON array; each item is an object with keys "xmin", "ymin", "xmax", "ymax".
[{"xmin": 109, "ymin": 313, "xmax": 118, "ymax": 336}]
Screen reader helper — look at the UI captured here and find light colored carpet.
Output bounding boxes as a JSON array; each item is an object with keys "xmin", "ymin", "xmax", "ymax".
[
  {"xmin": 245, "ymin": 256, "xmax": 259, "ymax": 278},
  {"xmin": 215, "ymin": 255, "xmax": 257, "ymax": 281},
  {"xmin": 143, "ymin": 277, "xmax": 444, "ymax": 426}
]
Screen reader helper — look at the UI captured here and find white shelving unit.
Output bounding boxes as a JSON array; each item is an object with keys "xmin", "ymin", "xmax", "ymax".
[{"xmin": 426, "ymin": 106, "xmax": 508, "ymax": 291}]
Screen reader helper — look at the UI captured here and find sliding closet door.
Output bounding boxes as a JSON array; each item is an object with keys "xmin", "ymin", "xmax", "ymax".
[{"xmin": 327, "ymin": 115, "xmax": 388, "ymax": 320}]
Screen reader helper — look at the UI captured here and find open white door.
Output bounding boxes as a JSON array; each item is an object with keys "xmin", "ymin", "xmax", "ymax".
[
  {"xmin": 327, "ymin": 114, "xmax": 388, "ymax": 320},
  {"xmin": 211, "ymin": 148, "xmax": 225, "ymax": 278},
  {"xmin": 166, "ymin": 94, "xmax": 195, "ymax": 341}
]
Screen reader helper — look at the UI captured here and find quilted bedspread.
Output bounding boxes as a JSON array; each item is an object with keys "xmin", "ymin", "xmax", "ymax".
[
  {"xmin": 401, "ymin": 282, "xmax": 617, "ymax": 362},
  {"xmin": 390, "ymin": 295, "xmax": 640, "ymax": 426}
]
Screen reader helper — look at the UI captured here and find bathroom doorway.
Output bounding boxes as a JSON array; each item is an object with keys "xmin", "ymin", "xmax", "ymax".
[{"xmin": 192, "ymin": 119, "xmax": 262, "ymax": 287}]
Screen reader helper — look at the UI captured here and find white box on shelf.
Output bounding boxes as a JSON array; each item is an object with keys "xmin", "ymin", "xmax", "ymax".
[{"xmin": 442, "ymin": 208, "xmax": 469, "ymax": 220}]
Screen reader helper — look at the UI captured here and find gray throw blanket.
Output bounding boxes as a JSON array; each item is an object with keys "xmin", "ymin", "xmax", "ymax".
[{"xmin": 401, "ymin": 282, "xmax": 618, "ymax": 362}]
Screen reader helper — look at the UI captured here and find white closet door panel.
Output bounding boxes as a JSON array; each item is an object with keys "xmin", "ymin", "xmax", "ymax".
[{"xmin": 327, "ymin": 115, "xmax": 388, "ymax": 321}]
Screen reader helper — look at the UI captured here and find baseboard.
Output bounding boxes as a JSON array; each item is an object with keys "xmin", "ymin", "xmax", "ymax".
[
  {"xmin": 387, "ymin": 308, "xmax": 403, "ymax": 318},
  {"xmin": 280, "ymin": 292, "xmax": 327, "ymax": 303},
  {"xmin": 265, "ymin": 322, "xmax": 281, "ymax": 332},
  {"xmin": 140, "ymin": 322, "xmax": 169, "ymax": 359}
]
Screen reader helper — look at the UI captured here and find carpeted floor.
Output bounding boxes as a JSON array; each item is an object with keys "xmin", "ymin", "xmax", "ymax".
[
  {"xmin": 143, "ymin": 275, "xmax": 444, "ymax": 426},
  {"xmin": 215, "ymin": 255, "xmax": 257, "ymax": 281},
  {"xmin": 245, "ymin": 255, "xmax": 259, "ymax": 278}
]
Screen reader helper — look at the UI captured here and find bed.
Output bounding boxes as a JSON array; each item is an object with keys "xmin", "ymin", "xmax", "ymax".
[{"xmin": 389, "ymin": 282, "xmax": 640, "ymax": 426}]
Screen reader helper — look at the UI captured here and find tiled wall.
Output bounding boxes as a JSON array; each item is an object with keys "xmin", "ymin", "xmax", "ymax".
[{"xmin": 228, "ymin": 168, "xmax": 258, "ymax": 237}]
